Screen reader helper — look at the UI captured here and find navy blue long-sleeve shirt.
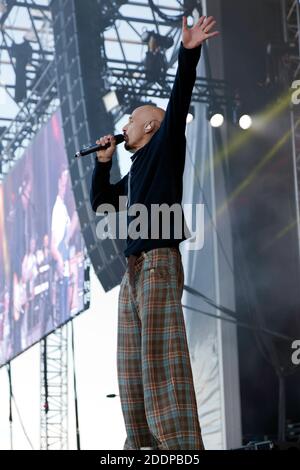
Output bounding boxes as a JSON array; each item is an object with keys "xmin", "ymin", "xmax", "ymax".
[{"xmin": 90, "ymin": 42, "xmax": 202, "ymax": 257}]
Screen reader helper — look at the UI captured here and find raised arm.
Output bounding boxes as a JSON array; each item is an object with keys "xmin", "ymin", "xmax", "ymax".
[{"xmin": 159, "ymin": 15, "xmax": 220, "ymax": 139}]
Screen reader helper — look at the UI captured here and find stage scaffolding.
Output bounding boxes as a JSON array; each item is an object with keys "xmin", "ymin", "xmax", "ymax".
[{"xmin": 282, "ymin": 0, "xmax": 300, "ymax": 262}]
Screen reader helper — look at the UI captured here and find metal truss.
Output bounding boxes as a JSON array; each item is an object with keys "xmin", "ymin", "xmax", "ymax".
[
  {"xmin": 282, "ymin": 0, "xmax": 300, "ymax": 262},
  {"xmin": 40, "ymin": 325, "xmax": 69, "ymax": 450},
  {"xmin": 0, "ymin": 60, "xmax": 58, "ymax": 178},
  {"xmin": 106, "ymin": 67, "xmax": 232, "ymax": 123},
  {"xmin": 0, "ymin": 0, "xmax": 234, "ymax": 173},
  {"xmin": 0, "ymin": 0, "xmax": 56, "ymax": 177},
  {"xmin": 282, "ymin": 0, "xmax": 300, "ymax": 78},
  {"xmin": 100, "ymin": 0, "xmax": 234, "ymax": 124},
  {"xmin": 0, "ymin": 0, "xmax": 54, "ymax": 114}
]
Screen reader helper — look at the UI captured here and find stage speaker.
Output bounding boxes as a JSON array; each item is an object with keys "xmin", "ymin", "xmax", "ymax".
[{"xmin": 51, "ymin": 0, "xmax": 126, "ymax": 292}]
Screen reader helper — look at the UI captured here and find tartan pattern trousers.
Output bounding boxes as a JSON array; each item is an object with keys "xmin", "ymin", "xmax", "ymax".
[{"xmin": 117, "ymin": 247, "xmax": 204, "ymax": 450}]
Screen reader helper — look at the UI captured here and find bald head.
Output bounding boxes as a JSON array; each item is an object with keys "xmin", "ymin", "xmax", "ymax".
[
  {"xmin": 122, "ymin": 105, "xmax": 166, "ymax": 153},
  {"xmin": 134, "ymin": 105, "xmax": 166, "ymax": 124}
]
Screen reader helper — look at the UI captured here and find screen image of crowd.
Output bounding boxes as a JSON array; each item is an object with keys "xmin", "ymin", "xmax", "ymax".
[{"xmin": 0, "ymin": 110, "xmax": 86, "ymax": 366}]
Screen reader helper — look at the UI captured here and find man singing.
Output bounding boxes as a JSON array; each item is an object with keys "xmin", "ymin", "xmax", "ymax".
[{"xmin": 90, "ymin": 15, "xmax": 219, "ymax": 450}]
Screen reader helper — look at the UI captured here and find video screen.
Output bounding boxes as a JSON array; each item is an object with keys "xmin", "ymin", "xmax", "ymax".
[{"xmin": 0, "ymin": 109, "xmax": 88, "ymax": 367}]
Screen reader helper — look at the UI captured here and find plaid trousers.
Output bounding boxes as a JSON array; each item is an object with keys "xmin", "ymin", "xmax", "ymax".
[{"xmin": 117, "ymin": 247, "xmax": 204, "ymax": 450}]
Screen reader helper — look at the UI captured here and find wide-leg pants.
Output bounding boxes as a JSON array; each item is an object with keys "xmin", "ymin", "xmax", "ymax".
[{"xmin": 117, "ymin": 247, "xmax": 204, "ymax": 450}]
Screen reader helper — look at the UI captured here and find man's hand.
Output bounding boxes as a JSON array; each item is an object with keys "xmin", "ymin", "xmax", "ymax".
[
  {"xmin": 96, "ymin": 134, "xmax": 117, "ymax": 163},
  {"xmin": 182, "ymin": 15, "xmax": 220, "ymax": 49}
]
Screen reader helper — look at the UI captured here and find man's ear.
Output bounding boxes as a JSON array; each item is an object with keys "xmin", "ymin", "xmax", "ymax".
[{"xmin": 144, "ymin": 122, "xmax": 153, "ymax": 133}]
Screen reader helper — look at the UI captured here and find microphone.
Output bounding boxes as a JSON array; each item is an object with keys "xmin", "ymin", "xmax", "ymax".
[{"xmin": 75, "ymin": 134, "xmax": 125, "ymax": 158}]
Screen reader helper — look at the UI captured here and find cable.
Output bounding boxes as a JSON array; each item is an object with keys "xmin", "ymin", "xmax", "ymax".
[
  {"xmin": 7, "ymin": 363, "xmax": 13, "ymax": 450},
  {"xmin": 182, "ymin": 303, "xmax": 294, "ymax": 342},
  {"xmin": 43, "ymin": 339, "xmax": 49, "ymax": 416},
  {"xmin": 184, "ymin": 282, "xmax": 238, "ymax": 318},
  {"xmin": 148, "ymin": 0, "xmax": 183, "ymax": 23},
  {"xmin": 184, "ymin": 284, "xmax": 291, "ymax": 340},
  {"xmin": 186, "ymin": 142, "xmax": 235, "ymax": 274},
  {"xmin": 11, "ymin": 395, "xmax": 34, "ymax": 450},
  {"xmin": 71, "ymin": 321, "xmax": 81, "ymax": 451},
  {"xmin": 6, "ymin": 363, "xmax": 34, "ymax": 450}
]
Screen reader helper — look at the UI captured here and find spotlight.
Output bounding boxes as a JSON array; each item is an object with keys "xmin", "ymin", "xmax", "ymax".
[
  {"xmin": 187, "ymin": 105, "xmax": 195, "ymax": 124},
  {"xmin": 207, "ymin": 105, "xmax": 224, "ymax": 128},
  {"xmin": 102, "ymin": 90, "xmax": 121, "ymax": 113},
  {"xmin": 239, "ymin": 114, "xmax": 252, "ymax": 130},
  {"xmin": 210, "ymin": 113, "xmax": 224, "ymax": 128}
]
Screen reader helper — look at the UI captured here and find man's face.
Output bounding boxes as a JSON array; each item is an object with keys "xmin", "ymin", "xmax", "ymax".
[
  {"xmin": 21, "ymin": 179, "xmax": 32, "ymax": 209},
  {"xmin": 30, "ymin": 238, "xmax": 36, "ymax": 253},
  {"xmin": 122, "ymin": 108, "xmax": 147, "ymax": 153},
  {"xmin": 58, "ymin": 170, "xmax": 69, "ymax": 199},
  {"xmin": 122, "ymin": 106, "xmax": 165, "ymax": 153}
]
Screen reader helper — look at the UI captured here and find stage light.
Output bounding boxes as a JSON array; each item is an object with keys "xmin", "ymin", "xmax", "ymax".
[
  {"xmin": 210, "ymin": 113, "xmax": 224, "ymax": 128},
  {"xmin": 239, "ymin": 114, "xmax": 252, "ymax": 130},
  {"xmin": 207, "ymin": 104, "xmax": 224, "ymax": 128},
  {"xmin": 102, "ymin": 88, "xmax": 157, "ymax": 115},
  {"xmin": 102, "ymin": 91, "xmax": 120, "ymax": 113},
  {"xmin": 187, "ymin": 105, "xmax": 195, "ymax": 124}
]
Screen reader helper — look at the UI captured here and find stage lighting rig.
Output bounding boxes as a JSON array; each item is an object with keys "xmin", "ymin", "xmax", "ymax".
[{"xmin": 102, "ymin": 87, "xmax": 158, "ymax": 122}]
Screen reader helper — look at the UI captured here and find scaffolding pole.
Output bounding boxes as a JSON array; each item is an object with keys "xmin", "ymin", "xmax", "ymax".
[
  {"xmin": 40, "ymin": 325, "xmax": 69, "ymax": 450},
  {"xmin": 283, "ymin": 0, "xmax": 300, "ymax": 263}
]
